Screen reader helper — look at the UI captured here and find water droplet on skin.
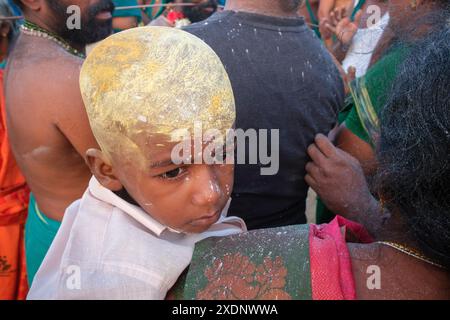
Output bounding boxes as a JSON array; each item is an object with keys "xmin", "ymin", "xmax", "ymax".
[
  {"xmin": 225, "ymin": 184, "xmax": 231, "ymax": 196},
  {"xmin": 207, "ymin": 180, "xmax": 221, "ymax": 201}
]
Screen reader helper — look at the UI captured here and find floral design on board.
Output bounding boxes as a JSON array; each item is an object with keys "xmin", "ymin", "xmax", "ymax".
[{"xmin": 197, "ymin": 253, "xmax": 292, "ymax": 300}]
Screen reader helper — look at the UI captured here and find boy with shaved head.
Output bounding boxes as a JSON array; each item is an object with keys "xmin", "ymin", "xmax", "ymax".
[{"xmin": 27, "ymin": 27, "xmax": 246, "ymax": 300}]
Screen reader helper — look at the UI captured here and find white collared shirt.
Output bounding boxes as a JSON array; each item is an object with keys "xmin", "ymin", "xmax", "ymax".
[
  {"xmin": 342, "ymin": 13, "xmax": 390, "ymax": 78},
  {"xmin": 27, "ymin": 177, "xmax": 246, "ymax": 300}
]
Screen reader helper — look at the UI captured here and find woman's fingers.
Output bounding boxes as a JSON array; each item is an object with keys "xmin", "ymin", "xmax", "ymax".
[
  {"xmin": 305, "ymin": 162, "xmax": 323, "ymax": 181},
  {"xmin": 314, "ymin": 134, "xmax": 337, "ymax": 158},
  {"xmin": 336, "ymin": 7, "xmax": 342, "ymax": 21},
  {"xmin": 305, "ymin": 173, "xmax": 319, "ymax": 189},
  {"xmin": 307, "ymin": 143, "xmax": 328, "ymax": 166},
  {"xmin": 339, "ymin": 6, "xmax": 348, "ymax": 20},
  {"xmin": 353, "ymin": 9, "xmax": 363, "ymax": 26},
  {"xmin": 329, "ymin": 10, "xmax": 338, "ymax": 27},
  {"xmin": 324, "ymin": 22, "xmax": 337, "ymax": 35},
  {"xmin": 347, "ymin": 66, "xmax": 356, "ymax": 82}
]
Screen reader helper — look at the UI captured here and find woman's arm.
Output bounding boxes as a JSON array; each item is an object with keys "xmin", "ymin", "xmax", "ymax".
[{"xmin": 305, "ymin": 133, "xmax": 390, "ymax": 238}]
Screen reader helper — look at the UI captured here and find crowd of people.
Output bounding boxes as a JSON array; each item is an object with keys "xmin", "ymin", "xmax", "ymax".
[{"xmin": 0, "ymin": 0, "xmax": 448, "ymax": 300}]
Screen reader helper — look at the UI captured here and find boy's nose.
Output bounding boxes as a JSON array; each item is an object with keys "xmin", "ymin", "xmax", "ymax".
[{"xmin": 191, "ymin": 166, "xmax": 222, "ymax": 206}]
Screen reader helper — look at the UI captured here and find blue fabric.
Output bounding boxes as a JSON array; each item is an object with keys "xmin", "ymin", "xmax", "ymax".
[
  {"xmin": 7, "ymin": 0, "xmax": 22, "ymax": 16},
  {"xmin": 25, "ymin": 193, "xmax": 61, "ymax": 286}
]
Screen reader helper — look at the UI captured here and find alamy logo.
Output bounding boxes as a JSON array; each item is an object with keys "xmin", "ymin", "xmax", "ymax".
[
  {"xmin": 170, "ymin": 122, "xmax": 280, "ymax": 176},
  {"xmin": 66, "ymin": 5, "xmax": 81, "ymax": 30},
  {"xmin": 66, "ymin": 265, "xmax": 81, "ymax": 290},
  {"xmin": 366, "ymin": 265, "xmax": 381, "ymax": 290}
]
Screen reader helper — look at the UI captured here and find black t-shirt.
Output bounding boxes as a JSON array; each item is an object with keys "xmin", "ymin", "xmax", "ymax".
[{"xmin": 184, "ymin": 11, "xmax": 344, "ymax": 229}]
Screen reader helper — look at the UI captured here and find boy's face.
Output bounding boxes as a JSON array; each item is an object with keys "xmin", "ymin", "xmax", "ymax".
[
  {"xmin": 91, "ymin": 133, "xmax": 234, "ymax": 234},
  {"xmin": 81, "ymin": 27, "xmax": 237, "ymax": 234}
]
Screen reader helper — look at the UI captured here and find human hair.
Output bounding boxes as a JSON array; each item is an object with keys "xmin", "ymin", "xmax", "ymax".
[
  {"xmin": 375, "ymin": 27, "xmax": 450, "ymax": 269},
  {"xmin": 182, "ymin": 0, "xmax": 218, "ymax": 23},
  {"xmin": 371, "ymin": 1, "xmax": 449, "ymax": 64},
  {"xmin": 396, "ymin": 1, "xmax": 450, "ymax": 42}
]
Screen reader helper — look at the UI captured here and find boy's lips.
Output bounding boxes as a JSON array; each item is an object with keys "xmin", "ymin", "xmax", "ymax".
[{"xmin": 192, "ymin": 210, "xmax": 221, "ymax": 226}]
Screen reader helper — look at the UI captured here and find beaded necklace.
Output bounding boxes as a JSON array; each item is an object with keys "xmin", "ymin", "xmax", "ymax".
[{"xmin": 20, "ymin": 20, "xmax": 85, "ymax": 59}]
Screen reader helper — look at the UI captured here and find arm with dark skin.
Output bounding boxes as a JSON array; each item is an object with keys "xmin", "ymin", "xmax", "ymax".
[
  {"xmin": 336, "ymin": 124, "xmax": 376, "ymax": 174},
  {"xmin": 5, "ymin": 44, "xmax": 98, "ymax": 219},
  {"xmin": 52, "ymin": 61, "xmax": 100, "ymax": 158},
  {"xmin": 305, "ymin": 132, "xmax": 391, "ymax": 239},
  {"xmin": 138, "ymin": 0, "xmax": 151, "ymax": 25}
]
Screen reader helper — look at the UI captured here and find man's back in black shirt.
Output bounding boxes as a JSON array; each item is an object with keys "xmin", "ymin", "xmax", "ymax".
[{"xmin": 184, "ymin": 11, "xmax": 344, "ymax": 229}]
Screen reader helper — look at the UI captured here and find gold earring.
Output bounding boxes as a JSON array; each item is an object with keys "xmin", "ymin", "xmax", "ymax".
[{"xmin": 410, "ymin": 0, "xmax": 417, "ymax": 10}]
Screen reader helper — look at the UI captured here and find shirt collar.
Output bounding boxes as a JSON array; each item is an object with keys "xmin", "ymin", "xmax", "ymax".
[
  {"xmin": 88, "ymin": 176, "xmax": 168, "ymax": 237},
  {"xmin": 87, "ymin": 176, "xmax": 236, "ymax": 237}
]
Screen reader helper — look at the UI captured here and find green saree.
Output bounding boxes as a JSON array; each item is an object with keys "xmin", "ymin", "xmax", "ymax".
[
  {"xmin": 345, "ymin": 46, "xmax": 408, "ymax": 147},
  {"xmin": 316, "ymin": 45, "xmax": 409, "ymax": 224}
]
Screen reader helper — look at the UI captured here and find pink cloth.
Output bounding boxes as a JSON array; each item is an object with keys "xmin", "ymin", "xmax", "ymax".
[{"xmin": 309, "ymin": 216, "xmax": 373, "ymax": 300}]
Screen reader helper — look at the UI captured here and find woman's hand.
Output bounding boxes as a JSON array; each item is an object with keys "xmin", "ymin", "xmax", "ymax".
[
  {"xmin": 324, "ymin": 7, "xmax": 362, "ymax": 47},
  {"xmin": 305, "ymin": 134, "xmax": 374, "ymax": 219}
]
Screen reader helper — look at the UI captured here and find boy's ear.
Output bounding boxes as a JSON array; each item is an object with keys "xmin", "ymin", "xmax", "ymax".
[{"xmin": 85, "ymin": 149, "xmax": 123, "ymax": 191}]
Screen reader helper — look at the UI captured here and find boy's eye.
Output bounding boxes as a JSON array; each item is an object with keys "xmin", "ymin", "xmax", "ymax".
[{"xmin": 160, "ymin": 167, "xmax": 186, "ymax": 180}]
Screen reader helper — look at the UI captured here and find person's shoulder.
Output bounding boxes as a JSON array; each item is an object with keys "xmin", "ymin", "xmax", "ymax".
[
  {"xmin": 37, "ymin": 49, "xmax": 83, "ymax": 86},
  {"xmin": 13, "ymin": 37, "xmax": 83, "ymax": 75},
  {"xmin": 12, "ymin": 46, "xmax": 83, "ymax": 102}
]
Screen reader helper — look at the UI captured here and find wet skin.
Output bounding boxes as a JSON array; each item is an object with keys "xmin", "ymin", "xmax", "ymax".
[{"xmin": 87, "ymin": 133, "xmax": 235, "ymax": 234}]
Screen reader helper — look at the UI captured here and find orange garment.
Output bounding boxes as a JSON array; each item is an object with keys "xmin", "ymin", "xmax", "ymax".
[{"xmin": 0, "ymin": 69, "xmax": 30, "ymax": 300}]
